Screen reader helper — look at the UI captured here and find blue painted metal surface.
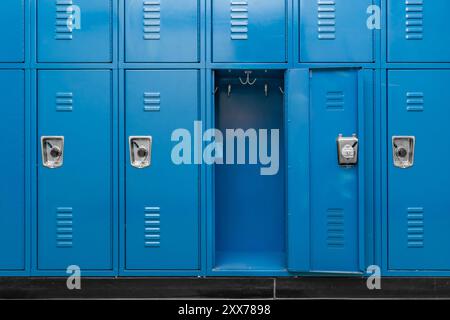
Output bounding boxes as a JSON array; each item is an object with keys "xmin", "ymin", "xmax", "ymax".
[
  {"xmin": 287, "ymin": 69, "xmax": 370, "ymax": 274},
  {"xmin": 300, "ymin": 0, "xmax": 374, "ymax": 62},
  {"xmin": 388, "ymin": 70, "xmax": 450, "ymax": 271},
  {"xmin": 212, "ymin": 0, "xmax": 287, "ymax": 63},
  {"xmin": 125, "ymin": 0, "xmax": 200, "ymax": 62},
  {"xmin": 0, "ymin": 0, "xmax": 24, "ymax": 62},
  {"xmin": 309, "ymin": 70, "xmax": 361, "ymax": 273},
  {"xmin": 125, "ymin": 70, "xmax": 200, "ymax": 271},
  {"xmin": 388, "ymin": 0, "xmax": 450, "ymax": 62},
  {"xmin": 37, "ymin": 0, "xmax": 112, "ymax": 62},
  {"xmin": 0, "ymin": 71, "xmax": 25, "ymax": 271},
  {"xmin": 37, "ymin": 70, "xmax": 113, "ymax": 271},
  {"xmin": 0, "ymin": 0, "xmax": 448, "ymax": 277}
]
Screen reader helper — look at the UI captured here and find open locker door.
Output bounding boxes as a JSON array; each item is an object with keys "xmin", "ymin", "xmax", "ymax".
[{"xmin": 286, "ymin": 69, "xmax": 370, "ymax": 274}]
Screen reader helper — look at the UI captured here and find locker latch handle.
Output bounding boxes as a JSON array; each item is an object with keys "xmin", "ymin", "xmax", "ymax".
[
  {"xmin": 129, "ymin": 136, "xmax": 152, "ymax": 169},
  {"xmin": 337, "ymin": 134, "xmax": 359, "ymax": 167},
  {"xmin": 392, "ymin": 136, "xmax": 415, "ymax": 169},
  {"xmin": 41, "ymin": 136, "xmax": 65, "ymax": 169}
]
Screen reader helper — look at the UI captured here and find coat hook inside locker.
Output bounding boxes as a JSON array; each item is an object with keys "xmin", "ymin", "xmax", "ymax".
[
  {"xmin": 227, "ymin": 84, "xmax": 232, "ymax": 97},
  {"xmin": 239, "ymin": 71, "xmax": 257, "ymax": 86},
  {"xmin": 264, "ymin": 84, "xmax": 268, "ymax": 97}
]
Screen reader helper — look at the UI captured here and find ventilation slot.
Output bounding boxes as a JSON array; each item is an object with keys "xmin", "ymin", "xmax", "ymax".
[
  {"xmin": 56, "ymin": 92, "xmax": 73, "ymax": 112},
  {"xmin": 230, "ymin": 1, "xmax": 248, "ymax": 40},
  {"xmin": 56, "ymin": 207, "xmax": 73, "ymax": 248},
  {"xmin": 405, "ymin": 0, "xmax": 424, "ymax": 40},
  {"xmin": 144, "ymin": 207, "xmax": 161, "ymax": 248},
  {"xmin": 406, "ymin": 92, "xmax": 424, "ymax": 112},
  {"xmin": 143, "ymin": 1, "xmax": 161, "ymax": 40},
  {"xmin": 317, "ymin": 0, "xmax": 336, "ymax": 40},
  {"xmin": 55, "ymin": 0, "xmax": 74, "ymax": 40},
  {"xmin": 327, "ymin": 209, "xmax": 344, "ymax": 248},
  {"xmin": 144, "ymin": 92, "xmax": 161, "ymax": 112},
  {"xmin": 407, "ymin": 207, "xmax": 424, "ymax": 248},
  {"xmin": 326, "ymin": 91, "xmax": 344, "ymax": 110}
]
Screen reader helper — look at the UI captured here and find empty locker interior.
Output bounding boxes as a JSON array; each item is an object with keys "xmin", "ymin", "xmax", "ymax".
[{"xmin": 213, "ymin": 70, "xmax": 286, "ymax": 271}]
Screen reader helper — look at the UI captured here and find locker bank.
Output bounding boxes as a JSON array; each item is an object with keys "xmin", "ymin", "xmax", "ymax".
[{"xmin": 0, "ymin": 0, "xmax": 449, "ymax": 278}]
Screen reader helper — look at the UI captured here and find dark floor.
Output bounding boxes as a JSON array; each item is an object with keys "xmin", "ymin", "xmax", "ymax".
[{"xmin": 1, "ymin": 277, "xmax": 450, "ymax": 299}]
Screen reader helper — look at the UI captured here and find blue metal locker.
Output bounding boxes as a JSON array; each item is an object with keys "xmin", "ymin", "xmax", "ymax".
[
  {"xmin": 125, "ymin": 70, "xmax": 200, "ymax": 270},
  {"xmin": 0, "ymin": 70, "xmax": 25, "ymax": 271},
  {"xmin": 125, "ymin": 0, "xmax": 199, "ymax": 62},
  {"xmin": 212, "ymin": 0, "xmax": 286, "ymax": 63},
  {"xmin": 388, "ymin": 70, "xmax": 450, "ymax": 270},
  {"xmin": 37, "ymin": 70, "xmax": 113, "ymax": 271},
  {"xmin": 388, "ymin": 0, "xmax": 450, "ymax": 62},
  {"xmin": 0, "ymin": 0, "xmax": 24, "ymax": 62},
  {"xmin": 299, "ymin": 0, "xmax": 373, "ymax": 62},
  {"xmin": 37, "ymin": 0, "xmax": 112, "ymax": 62},
  {"xmin": 287, "ymin": 69, "xmax": 367, "ymax": 273}
]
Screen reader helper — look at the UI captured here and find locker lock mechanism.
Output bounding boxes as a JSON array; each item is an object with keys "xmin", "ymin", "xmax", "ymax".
[
  {"xmin": 41, "ymin": 136, "xmax": 64, "ymax": 169},
  {"xmin": 129, "ymin": 136, "xmax": 152, "ymax": 169},
  {"xmin": 337, "ymin": 134, "xmax": 359, "ymax": 167},
  {"xmin": 392, "ymin": 136, "xmax": 415, "ymax": 169}
]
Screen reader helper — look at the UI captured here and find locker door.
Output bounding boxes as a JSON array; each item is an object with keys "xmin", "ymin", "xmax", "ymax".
[
  {"xmin": 0, "ymin": 0, "xmax": 24, "ymax": 62},
  {"xmin": 37, "ymin": 0, "xmax": 112, "ymax": 62},
  {"xmin": 38, "ymin": 70, "xmax": 113, "ymax": 271},
  {"xmin": 300, "ymin": 0, "xmax": 373, "ymax": 62},
  {"xmin": 388, "ymin": 70, "xmax": 450, "ymax": 270},
  {"xmin": 388, "ymin": 0, "xmax": 450, "ymax": 62},
  {"xmin": 287, "ymin": 69, "xmax": 368, "ymax": 273},
  {"xmin": 212, "ymin": 0, "xmax": 286, "ymax": 63},
  {"xmin": 125, "ymin": 0, "xmax": 199, "ymax": 62},
  {"xmin": 0, "ymin": 71, "xmax": 25, "ymax": 270},
  {"xmin": 125, "ymin": 70, "xmax": 200, "ymax": 270}
]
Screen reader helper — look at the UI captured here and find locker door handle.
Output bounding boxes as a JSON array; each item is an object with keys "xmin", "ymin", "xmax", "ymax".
[
  {"xmin": 129, "ymin": 136, "xmax": 152, "ymax": 169},
  {"xmin": 41, "ymin": 136, "xmax": 65, "ymax": 169},
  {"xmin": 337, "ymin": 134, "xmax": 359, "ymax": 166},
  {"xmin": 392, "ymin": 136, "xmax": 415, "ymax": 168}
]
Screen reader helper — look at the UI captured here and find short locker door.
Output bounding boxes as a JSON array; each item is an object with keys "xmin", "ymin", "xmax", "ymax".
[
  {"xmin": 38, "ymin": 70, "xmax": 113, "ymax": 271},
  {"xmin": 388, "ymin": 0, "xmax": 450, "ymax": 62},
  {"xmin": 125, "ymin": 70, "xmax": 200, "ymax": 270},
  {"xmin": 388, "ymin": 70, "xmax": 450, "ymax": 270},
  {"xmin": 125, "ymin": 0, "xmax": 199, "ymax": 62},
  {"xmin": 0, "ymin": 71, "xmax": 25, "ymax": 270},
  {"xmin": 212, "ymin": 0, "xmax": 286, "ymax": 63},
  {"xmin": 37, "ymin": 0, "xmax": 112, "ymax": 62},
  {"xmin": 300, "ymin": 0, "xmax": 373, "ymax": 62},
  {"xmin": 0, "ymin": 0, "xmax": 24, "ymax": 62},
  {"xmin": 287, "ymin": 69, "xmax": 368, "ymax": 273}
]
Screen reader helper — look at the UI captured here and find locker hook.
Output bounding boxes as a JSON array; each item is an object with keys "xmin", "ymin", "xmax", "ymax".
[
  {"xmin": 227, "ymin": 84, "xmax": 232, "ymax": 97},
  {"xmin": 279, "ymin": 87, "xmax": 284, "ymax": 95},
  {"xmin": 264, "ymin": 84, "xmax": 268, "ymax": 97},
  {"xmin": 239, "ymin": 71, "xmax": 257, "ymax": 86}
]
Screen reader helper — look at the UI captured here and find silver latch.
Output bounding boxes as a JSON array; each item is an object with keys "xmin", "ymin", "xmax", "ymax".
[
  {"xmin": 337, "ymin": 134, "xmax": 359, "ymax": 166},
  {"xmin": 41, "ymin": 136, "xmax": 64, "ymax": 169},
  {"xmin": 392, "ymin": 136, "xmax": 415, "ymax": 169},
  {"xmin": 129, "ymin": 136, "xmax": 152, "ymax": 169}
]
